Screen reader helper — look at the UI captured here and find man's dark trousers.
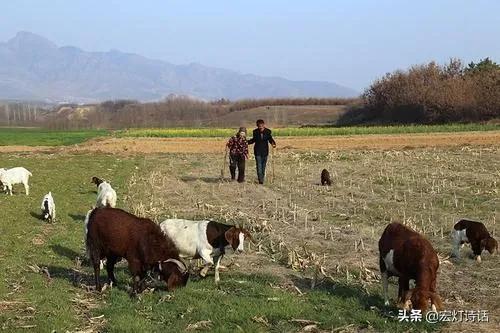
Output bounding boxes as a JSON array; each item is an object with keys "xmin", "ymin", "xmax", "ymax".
[{"xmin": 255, "ymin": 155, "xmax": 268, "ymax": 184}]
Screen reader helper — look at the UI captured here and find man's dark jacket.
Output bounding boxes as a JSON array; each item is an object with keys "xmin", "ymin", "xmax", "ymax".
[{"xmin": 248, "ymin": 128, "xmax": 276, "ymax": 156}]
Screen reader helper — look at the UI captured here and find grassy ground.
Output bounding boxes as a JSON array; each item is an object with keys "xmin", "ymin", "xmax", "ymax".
[
  {"xmin": 0, "ymin": 154, "xmax": 138, "ymax": 331},
  {"xmin": 116, "ymin": 123, "xmax": 499, "ymax": 138},
  {"xmin": 0, "ymin": 128, "xmax": 108, "ymax": 146},
  {"xmin": 0, "ymin": 151, "xmax": 467, "ymax": 332}
]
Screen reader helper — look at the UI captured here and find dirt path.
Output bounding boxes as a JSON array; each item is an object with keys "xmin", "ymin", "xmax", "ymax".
[{"xmin": 2, "ymin": 131, "xmax": 498, "ymax": 154}]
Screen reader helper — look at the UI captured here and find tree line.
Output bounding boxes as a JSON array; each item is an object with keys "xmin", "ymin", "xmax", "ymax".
[
  {"xmin": 353, "ymin": 58, "xmax": 500, "ymax": 124},
  {"xmin": 2, "ymin": 57, "xmax": 498, "ymax": 129}
]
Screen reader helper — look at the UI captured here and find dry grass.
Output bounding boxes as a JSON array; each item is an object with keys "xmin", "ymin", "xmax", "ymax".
[
  {"xmin": 206, "ymin": 105, "xmax": 348, "ymax": 127},
  {"xmin": 2, "ymin": 131, "xmax": 498, "ymax": 155},
  {"xmin": 123, "ymin": 146, "xmax": 499, "ymax": 332}
]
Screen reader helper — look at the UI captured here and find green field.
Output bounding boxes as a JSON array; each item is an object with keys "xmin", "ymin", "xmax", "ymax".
[
  {"xmin": 0, "ymin": 124, "xmax": 498, "ymax": 147},
  {"xmin": 116, "ymin": 123, "xmax": 499, "ymax": 138},
  {"xmin": 0, "ymin": 152, "xmax": 454, "ymax": 332},
  {"xmin": 0, "ymin": 128, "xmax": 108, "ymax": 146}
]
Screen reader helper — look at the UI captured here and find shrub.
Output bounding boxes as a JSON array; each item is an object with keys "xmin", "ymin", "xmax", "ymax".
[{"xmin": 361, "ymin": 58, "xmax": 500, "ymax": 123}]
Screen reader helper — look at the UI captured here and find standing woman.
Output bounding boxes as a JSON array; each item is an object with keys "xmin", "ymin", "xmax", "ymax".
[{"xmin": 226, "ymin": 127, "xmax": 249, "ymax": 182}]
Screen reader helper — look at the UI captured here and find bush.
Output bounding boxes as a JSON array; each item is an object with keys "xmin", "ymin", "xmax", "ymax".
[{"xmin": 361, "ymin": 58, "xmax": 500, "ymax": 124}]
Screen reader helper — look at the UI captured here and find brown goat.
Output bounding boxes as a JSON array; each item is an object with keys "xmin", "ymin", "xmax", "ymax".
[
  {"xmin": 379, "ymin": 222, "xmax": 443, "ymax": 312},
  {"xmin": 86, "ymin": 207, "xmax": 189, "ymax": 293},
  {"xmin": 321, "ymin": 169, "xmax": 332, "ymax": 186}
]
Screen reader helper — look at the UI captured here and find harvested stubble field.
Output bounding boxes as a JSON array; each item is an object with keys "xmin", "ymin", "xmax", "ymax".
[{"xmin": 0, "ymin": 134, "xmax": 499, "ymax": 332}]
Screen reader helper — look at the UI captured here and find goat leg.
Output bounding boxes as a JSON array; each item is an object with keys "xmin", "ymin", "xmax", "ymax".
[
  {"xmin": 214, "ymin": 255, "xmax": 224, "ymax": 284},
  {"xmin": 93, "ymin": 261, "xmax": 102, "ymax": 292}
]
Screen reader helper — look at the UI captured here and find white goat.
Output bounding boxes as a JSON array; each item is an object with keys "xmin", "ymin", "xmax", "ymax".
[
  {"xmin": 0, "ymin": 167, "xmax": 32, "ymax": 195},
  {"xmin": 96, "ymin": 181, "xmax": 117, "ymax": 208},
  {"xmin": 0, "ymin": 168, "xmax": 6, "ymax": 191},
  {"xmin": 40, "ymin": 192, "xmax": 56, "ymax": 222}
]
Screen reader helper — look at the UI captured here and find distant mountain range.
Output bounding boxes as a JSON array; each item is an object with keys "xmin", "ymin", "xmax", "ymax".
[{"xmin": 0, "ymin": 31, "xmax": 358, "ymax": 102}]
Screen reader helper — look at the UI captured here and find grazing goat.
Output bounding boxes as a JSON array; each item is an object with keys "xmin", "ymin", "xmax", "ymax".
[
  {"xmin": 96, "ymin": 181, "xmax": 117, "ymax": 208},
  {"xmin": 321, "ymin": 169, "xmax": 332, "ymax": 186},
  {"xmin": 40, "ymin": 192, "xmax": 56, "ymax": 222},
  {"xmin": 91, "ymin": 176, "xmax": 104, "ymax": 187},
  {"xmin": 84, "ymin": 208, "xmax": 107, "ymax": 269},
  {"xmin": 0, "ymin": 167, "xmax": 32, "ymax": 195},
  {"xmin": 0, "ymin": 168, "xmax": 5, "ymax": 191},
  {"xmin": 86, "ymin": 207, "xmax": 189, "ymax": 293},
  {"xmin": 379, "ymin": 222, "xmax": 443, "ymax": 312},
  {"xmin": 160, "ymin": 219, "xmax": 252, "ymax": 284},
  {"xmin": 452, "ymin": 219, "xmax": 498, "ymax": 262}
]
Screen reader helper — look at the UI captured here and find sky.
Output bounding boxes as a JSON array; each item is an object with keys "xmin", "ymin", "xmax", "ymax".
[{"xmin": 1, "ymin": 0, "xmax": 499, "ymax": 91}]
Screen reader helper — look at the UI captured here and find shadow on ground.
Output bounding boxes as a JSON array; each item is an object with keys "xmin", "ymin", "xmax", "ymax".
[
  {"xmin": 181, "ymin": 176, "xmax": 223, "ymax": 183},
  {"xmin": 69, "ymin": 213, "xmax": 87, "ymax": 222},
  {"xmin": 30, "ymin": 211, "xmax": 43, "ymax": 220},
  {"xmin": 50, "ymin": 244, "xmax": 81, "ymax": 261}
]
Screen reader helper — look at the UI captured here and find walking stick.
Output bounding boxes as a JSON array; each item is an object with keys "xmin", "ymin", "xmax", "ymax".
[
  {"xmin": 220, "ymin": 148, "xmax": 228, "ymax": 179},
  {"xmin": 270, "ymin": 146, "xmax": 276, "ymax": 183}
]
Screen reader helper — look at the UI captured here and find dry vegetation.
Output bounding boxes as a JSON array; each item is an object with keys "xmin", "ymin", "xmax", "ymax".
[
  {"xmin": 2, "ymin": 58, "xmax": 499, "ymax": 130},
  {"xmin": 44, "ymin": 130, "xmax": 500, "ymax": 154},
  {"xmin": 205, "ymin": 105, "xmax": 348, "ymax": 127},
  {"xmin": 34, "ymin": 98, "xmax": 356, "ymax": 129},
  {"xmin": 122, "ymin": 146, "xmax": 499, "ymax": 332},
  {"xmin": 222, "ymin": 97, "xmax": 358, "ymax": 112},
  {"xmin": 355, "ymin": 58, "xmax": 500, "ymax": 124}
]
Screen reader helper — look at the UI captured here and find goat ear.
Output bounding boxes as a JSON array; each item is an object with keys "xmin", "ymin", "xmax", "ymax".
[
  {"xmin": 225, "ymin": 227, "xmax": 238, "ymax": 248},
  {"xmin": 244, "ymin": 230, "xmax": 255, "ymax": 243}
]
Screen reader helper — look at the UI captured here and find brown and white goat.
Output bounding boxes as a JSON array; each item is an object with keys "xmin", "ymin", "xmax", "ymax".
[
  {"xmin": 452, "ymin": 219, "xmax": 498, "ymax": 262},
  {"xmin": 379, "ymin": 222, "xmax": 443, "ymax": 312},
  {"xmin": 86, "ymin": 208, "xmax": 189, "ymax": 293},
  {"xmin": 160, "ymin": 219, "xmax": 252, "ymax": 284}
]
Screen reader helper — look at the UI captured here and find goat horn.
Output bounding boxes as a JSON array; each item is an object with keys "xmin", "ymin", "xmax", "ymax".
[{"xmin": 164, "ymin": 259, "xmax": 188, "ymax": 274}]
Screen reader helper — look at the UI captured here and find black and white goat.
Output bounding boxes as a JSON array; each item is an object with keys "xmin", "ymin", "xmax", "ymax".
[
  {"xmin": 96, "ymin": 181, "xmax": 117, "ymax": 208},
  {"xmin": 40, "ymin": 192, "xmax": 56, "ymax": 222}
]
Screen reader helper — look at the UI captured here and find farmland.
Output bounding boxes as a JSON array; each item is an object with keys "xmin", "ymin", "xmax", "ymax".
[
  {"xmin": 117, "ymin": 123, "xmax": 499, "ymax": 138},
  {"xmin": 0, "ymin": 128, "xmax": 108, "ymax": 146},
  {"xmin": 0, "ymin": 128, "xmax": 499, "ymax": 332}
]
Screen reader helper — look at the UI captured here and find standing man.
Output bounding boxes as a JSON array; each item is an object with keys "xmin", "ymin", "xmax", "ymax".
[
  {"xmin": 226, "ymin": 127, "xmax": 248, "ymax": 182},
  {"xmin": 247, "ymin": 119, "xmax": 276, "ymax": 184}
]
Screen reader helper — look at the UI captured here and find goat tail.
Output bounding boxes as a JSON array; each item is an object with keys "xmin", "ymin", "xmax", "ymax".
[
  {"xmin": 84, "ymin": 208, "xmax": 93, "ymax": 236},
  {"xmin": 84, "ymin": 208, "xmax": 101, "ymax": 262}
]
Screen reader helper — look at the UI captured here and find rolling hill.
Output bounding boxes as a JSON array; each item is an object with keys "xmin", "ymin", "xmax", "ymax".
[{"xmin": 0, "ymin": 32, "xmax": 358, "ymax": 102}]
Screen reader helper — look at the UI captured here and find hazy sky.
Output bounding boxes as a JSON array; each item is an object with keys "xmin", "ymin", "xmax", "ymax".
[{"xmin": 1, "ymin": 0, "xmax": 499, "ymax": 91}]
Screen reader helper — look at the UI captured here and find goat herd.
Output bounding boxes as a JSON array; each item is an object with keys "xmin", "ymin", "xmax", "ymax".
[{"xmin": 1, "ymin": 165, "xmax": 498, "ymax": 315}]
